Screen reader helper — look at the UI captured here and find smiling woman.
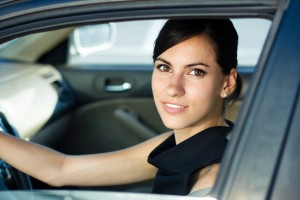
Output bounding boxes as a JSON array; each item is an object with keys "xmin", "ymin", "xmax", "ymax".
[
  {"xmin": 149, "ymin": 19, "xmax": 240, "ymax": 195},
  {"xmin": 152, "ymin": 19, "xmax": 240, "ymax": 137},
  {"xmin": 152, "ymin": 35, "xmax": 232, "ymax": 138}
]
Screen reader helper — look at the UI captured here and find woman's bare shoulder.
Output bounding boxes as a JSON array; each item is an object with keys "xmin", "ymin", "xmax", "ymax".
[{"xmin": 190, "ymin": 164, "xmax": 220, "ymax": 194}]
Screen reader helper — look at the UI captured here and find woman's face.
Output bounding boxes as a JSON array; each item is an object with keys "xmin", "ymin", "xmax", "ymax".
[{"xmin": 152, "ymin": 35, "xmax": 227, "ymax": 135}]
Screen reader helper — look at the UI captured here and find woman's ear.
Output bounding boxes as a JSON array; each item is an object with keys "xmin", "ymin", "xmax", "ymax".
[{"xmin": 220, "ymin": 68, "xmax": 237, "ymax": 98}]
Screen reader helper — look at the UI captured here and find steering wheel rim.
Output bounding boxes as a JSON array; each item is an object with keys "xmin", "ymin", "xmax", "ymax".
[{"xmin": 0, "ymin": 112, "xmax": 32, "ymax": 190}]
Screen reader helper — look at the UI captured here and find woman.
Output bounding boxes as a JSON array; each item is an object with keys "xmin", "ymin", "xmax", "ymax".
[{"xmin": 0, "ymin": 18, "xmax": 241, "ymax": 196}]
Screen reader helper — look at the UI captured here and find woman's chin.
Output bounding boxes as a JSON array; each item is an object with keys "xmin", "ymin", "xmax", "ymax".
[{"xmin": 163, "ymin": 121, "xmax": 187, "ymax": 131}]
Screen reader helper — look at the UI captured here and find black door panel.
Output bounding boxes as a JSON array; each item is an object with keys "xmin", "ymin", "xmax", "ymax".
[
  {"xmin": 58, "ymin": 98, "xmax": 168, "ymax": 154},
  {"xmin": 59, "ymin": 65, "xmax": 154, "ymax": 104}
]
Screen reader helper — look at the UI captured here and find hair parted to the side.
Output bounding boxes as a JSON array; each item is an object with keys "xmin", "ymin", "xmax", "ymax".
[{"xmin": 153, "ymin": 18, "xmax": 242, "ymax": 106}]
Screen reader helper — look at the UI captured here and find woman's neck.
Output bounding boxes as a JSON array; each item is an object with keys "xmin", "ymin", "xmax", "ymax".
[{"xmin": 174, "ymin": 116, "xmax": 227, "ymax": 144}]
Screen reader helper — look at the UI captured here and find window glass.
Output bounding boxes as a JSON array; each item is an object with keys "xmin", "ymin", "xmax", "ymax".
[
  {"xmin": 67, "ymin": 19, "xmax": 271, "ymax": 67},
  {"xmin": 233, "ymin": 19, "xmax": 271, "ymax": 66}
]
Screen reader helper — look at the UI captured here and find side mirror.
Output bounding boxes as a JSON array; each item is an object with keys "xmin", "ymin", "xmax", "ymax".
[{"xmin": 71, "ymin": 23, "xmax": 116, "ymax": 55}]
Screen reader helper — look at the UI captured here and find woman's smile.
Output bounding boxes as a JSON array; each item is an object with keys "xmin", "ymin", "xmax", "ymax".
[{"xmin": 162, "ymin": 101, "xmax": 188, "ymax": 114}]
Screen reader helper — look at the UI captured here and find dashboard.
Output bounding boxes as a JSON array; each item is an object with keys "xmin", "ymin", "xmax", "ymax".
[{"xmin": 0, "ymin": 60, "xmax": 74, "ymax": 139}]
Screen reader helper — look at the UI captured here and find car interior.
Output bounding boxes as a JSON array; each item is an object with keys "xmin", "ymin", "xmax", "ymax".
[{"xmin": 0, "ymin": 18, "xmax": 271, "ymax": 192}]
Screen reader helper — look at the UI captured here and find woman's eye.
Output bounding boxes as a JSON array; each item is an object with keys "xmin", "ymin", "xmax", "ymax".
[
  {"xmin": 158, "ymin": 65, "xmax": 171, "ymax": 72},
  {"xmin": 189, "ymin": 69, "xmax": 206, "ymax": 77}
]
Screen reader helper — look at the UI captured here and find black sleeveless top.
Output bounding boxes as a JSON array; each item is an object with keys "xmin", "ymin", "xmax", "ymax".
[{"xmin": 148, "ymin": 125, "xmax": 232, "ymax": 195}]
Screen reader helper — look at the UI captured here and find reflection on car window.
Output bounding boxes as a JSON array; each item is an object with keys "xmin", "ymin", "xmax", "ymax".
[{"xmin": 67, "ymin": 19, "xmax": 271, "ymax": 67}]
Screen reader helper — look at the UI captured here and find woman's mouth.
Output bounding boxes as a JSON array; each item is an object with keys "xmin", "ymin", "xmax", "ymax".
[{"xmin": 162, "ymin": 102, "xmax": 188, "ymax": 114}]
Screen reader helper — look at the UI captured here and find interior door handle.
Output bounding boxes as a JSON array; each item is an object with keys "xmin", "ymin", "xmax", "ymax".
[{"xmin": 105, "ymin": 82, "xmax": 132, "ymax": 92}]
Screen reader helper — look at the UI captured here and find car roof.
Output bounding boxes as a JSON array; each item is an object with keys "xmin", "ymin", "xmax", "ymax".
[{"xmin": 0, "ymin": 0, "xmax": 280, "ymax": 44}]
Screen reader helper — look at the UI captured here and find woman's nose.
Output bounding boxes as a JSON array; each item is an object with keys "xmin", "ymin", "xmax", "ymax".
[{"xmin": 165, "ymin": 74, "xmax": 185, "ymax": 97}]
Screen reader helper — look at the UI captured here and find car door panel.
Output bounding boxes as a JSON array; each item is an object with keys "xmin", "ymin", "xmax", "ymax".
[
  {"xmin": 270, "ymin": 86, "xmax": 300, "ymax": 200},
  {"xmin": 57, "ymin": 66, "xmax": 166, "ymax": 154},
  {"xmin": 57, "ymin": 98, "xmax": 167, "ymax": 154},
  {"xmin": 59, "ymin": 66, "xmax": 154, "ymax": 103}
]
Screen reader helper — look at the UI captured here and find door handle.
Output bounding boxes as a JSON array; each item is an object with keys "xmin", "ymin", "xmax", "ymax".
[{"xmin": 105, "ymin": 82, "xmax": 132, "ymax": 92}]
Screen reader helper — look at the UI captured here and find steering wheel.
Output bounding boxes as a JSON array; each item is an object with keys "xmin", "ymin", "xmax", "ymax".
[{"xmin": 0, "ymin": 113, "xmax": 32, "ymax": 190}]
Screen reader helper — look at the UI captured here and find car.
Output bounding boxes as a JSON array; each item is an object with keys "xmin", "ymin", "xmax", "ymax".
[{"xmin": 0, "ymin": 0, "xmax": 299, "ymax": 199}]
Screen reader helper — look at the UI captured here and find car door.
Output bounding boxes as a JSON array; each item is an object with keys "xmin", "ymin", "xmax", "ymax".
[{"xmin": 213, "ymin": 0, "xmax": 300, "ymax": 199}]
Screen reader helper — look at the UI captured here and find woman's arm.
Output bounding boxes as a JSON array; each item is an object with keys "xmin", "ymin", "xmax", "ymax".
[
  {"xmin": 189, "ymin": 164, "xmax": 220, "ymax": 194},
  {"xmin": 0, "ymin": 131, "xmax": 172, "ymax": 187}
]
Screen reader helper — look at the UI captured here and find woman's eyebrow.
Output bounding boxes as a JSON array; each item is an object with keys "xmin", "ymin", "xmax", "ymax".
[
  {"xmin": 156, "ymin": 57, "xmax": 210, "ymax": 68},
  {"xmin": 155, "ymin": 57, "xmax": 171, "ymax": 65},
  {"xmin": 187, "ymin": 62, "xmax": 210, "ymax": 68}
]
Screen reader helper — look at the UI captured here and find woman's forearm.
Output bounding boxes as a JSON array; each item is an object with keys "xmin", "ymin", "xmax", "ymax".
[
  {"xmin": 0, "ymin": 131, "xmax": 154, "ymax": 187},
  {"xmin": 0, "ymin": 131, "xmax": 170, "ymax": 187},
  {"xmin": 0, "ymin": 132, "xmax": 66, "ymax": 185},
  {"xmin": 47, "ymin": 134, "xmax": 171, "ymax": 187}
]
